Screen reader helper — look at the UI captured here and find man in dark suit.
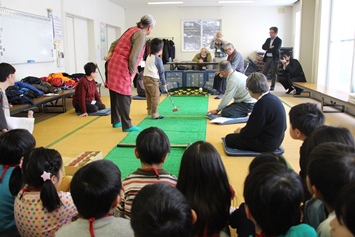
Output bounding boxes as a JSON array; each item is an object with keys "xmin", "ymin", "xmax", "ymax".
[{"xmin": 261, "ymin": 26, "xmax": 282, "ymax": 91}]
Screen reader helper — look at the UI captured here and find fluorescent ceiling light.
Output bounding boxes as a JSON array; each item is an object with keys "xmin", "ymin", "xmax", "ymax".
[
  {"xmin": 218, "ymin": 0, "xmax": 254, "ymax": 3},
  {"xmin": 147, "ymin": 1, "xmax": 183, "ymax": 4}
]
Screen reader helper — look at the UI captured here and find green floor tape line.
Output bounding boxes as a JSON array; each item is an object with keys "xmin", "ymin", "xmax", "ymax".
[{"xmin": 105, "ymin": 147, "xmax": 185, "ymax": 178}]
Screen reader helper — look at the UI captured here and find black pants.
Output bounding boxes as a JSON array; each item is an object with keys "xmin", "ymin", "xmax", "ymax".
[
  {"xmin": 225, "ymin": 133, "xmax": 280, "ymax": 152},
  {"xmin": 74, "ymin": 102, "xmax": 105, "ymax": 114},
  {"xmin": 212, "ymin": 74, "xmax": 226, "ymax": 94},
  {"xmin": 279, "ymin": 75, "xmax": 306, "ymax": 93}
]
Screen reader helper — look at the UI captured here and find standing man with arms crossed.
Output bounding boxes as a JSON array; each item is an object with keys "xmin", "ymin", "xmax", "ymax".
[
  {"xmin": 262, "ymin": 26, "xmax": 282, "ymax": 91},
  {"xmin": 105, "ymin": 14, "xmax": 155, "ymax": 132}
]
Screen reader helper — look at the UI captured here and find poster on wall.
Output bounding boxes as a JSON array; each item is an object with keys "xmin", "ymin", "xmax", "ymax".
[{"xmin": 100, "ymin": 22, "xmax": 107, "ymax": 60}]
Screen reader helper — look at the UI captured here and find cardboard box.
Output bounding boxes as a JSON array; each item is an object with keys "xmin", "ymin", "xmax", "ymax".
[{"xmin": 64, "ymin": 151, "xmax": 102, "ymax": 175}]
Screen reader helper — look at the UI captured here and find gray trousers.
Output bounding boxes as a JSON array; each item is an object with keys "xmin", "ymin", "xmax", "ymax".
[
  {"xmin": 221, "ymin": 102, "xmax": 255, "ymax": 118},
  {"xmin": 262, "ymin": 57, "xmax": 279, "ymax": 88},
  {"xmin": 109, "ymin": 90, "xmax": 132, "ymax": 130}
]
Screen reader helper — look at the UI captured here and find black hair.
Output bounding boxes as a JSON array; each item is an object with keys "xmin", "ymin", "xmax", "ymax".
[
  {"xmin": 246, "ymin": 72, "xmax": 269, "ymax": 94},
  {"xmin": 307, "ymin": 142, "xmax": 355, "ymax": 209},
  {"xmin": 305, "ymin": 125, "xmax": 355, "ymax": 160},
  {"xmin": 70, "ymin": 160, "xmax": 121, "ymax": 219},
  {"xmin": 84, "ymin": 62, "xmax": 97, "ymax": 76},
  {"xmin": 270, "ymin": 26, "xmax": 278, "ymax": 34},
  {"xmin": 334, "ymin": 182, "xmax": 355, "ymax": 236},
  {"xmin": 0, "ymin": 63, "xmax": 16, "ymax": 82},
  {"xmin": 0, "ymin": 129, "xmax": 36, "ymax": 195},
  {"xmin": 244, "ymin": 163, "xmax": 303, "ymax": 237},
  {"xmin": 131, "ymin": 182, "xmax": 193, "ymax": 237},
  {"xmin": 176, "ymin": 141, "xmax": 231, "ymax": 237},
  {"xmin": 282, "ymin": 50, "xmax": 292, "ymax": 58},
  {"xmin": 289, "ymin": 103, "xmax": 325, "ymax": 137},
  {"xmin": 249, "ymin": 152, "xmax": 287, "ymax": 172},
  {"xmin": 149, "ymin": 38, "xmax": 164, "ymax": 55},
  {"xmin": 22, "ymin": 147, "xmax": 63, "ymax": 212},
  {"xmin": 135, "ymin": 127, "xmax": 170, "ymax": 165}
]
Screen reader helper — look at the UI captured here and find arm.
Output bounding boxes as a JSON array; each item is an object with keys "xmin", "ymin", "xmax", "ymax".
[
  {"xmin": 262, "ymin": 38, "xmax": 270, "ymax": 51},
  {"xmin": 192, "ymin": 53, "xmax": 200, "ymax": 62},
  {"xmin": 217, "ymin": 76, "xmax": 238, "ymax": 111},
  {"xmin": 104, "ymin": 38, "xmax": 120, "ymax": 61},
  {"xmin": 94, "ymin": 84, "xmax": 102, "ymax": 103},
  {"xmin": 285, "ymin": 59, "xmax": 302, "ymax": 75},
  {"xmin": 75, "ymin": 81, "xmax": 87, "ymax": 114},
  {"xmin": 230, "ymin": 52, "xmax": 243, "ymax": 72},
  {"xmin": 239, "ymin": 101, "xmax": 266, "ymax": 138},
  {"xmin": 0, "ymin": 93, "xmax": 8, "ymax": 132},
  {"xmin": 155, "ymin": 56, "xmax": 166, "ymax": 87},
  {"xmin": 207, "ymin": 53, "xmax": 212, "ymax": 62},
  {"xmin": 210, "ymin": 39, "xmax": 216, "ymax": 49},
  {"xmin": 129, "ymin": 30, "xmax": 146, "ymax": 77}
]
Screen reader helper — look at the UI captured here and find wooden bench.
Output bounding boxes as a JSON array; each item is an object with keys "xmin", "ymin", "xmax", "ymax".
[
  {"xmin": 10, "ymin": 89, "xmax": 75, "ymax": 115},
  {"xmin": 293, "ymin": 82, "xmax": 355, "ymax": 113}
]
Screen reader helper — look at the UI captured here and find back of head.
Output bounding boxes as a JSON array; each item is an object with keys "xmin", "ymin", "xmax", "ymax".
[
  {"xmin": 137, "ymin": 14, "xmax": 156, "ymax": 29},
  {"xmin": 131, "ymin": 182, "xmax": 193, "ymax": 237},
  {"xmin": 84, "ymin": 62, "xmax": 97, "ymax": 76},
  {"xmin": 308, "ymin": 142, "xmax": 355, "ymax": 209},
  {"xmin": 244, "ymin": 163, "xmax": 303, "ymax": 237},
  {"xmin": 0, "ymin": 129, "xmax": 36, "ymax": 166},
  {"xmin": 176, "ymin": 141, "xmax": 231, "ymax": 236},
  {"xmin": 135, "ymin": 127, "xmax": 170, "ymax": 165},
  {"xmin": 149, "ymin": 38, "xmax": 164, "ymax": 55},
  {"xmin": 306, "ymin": 125, "xmax": 355, "ymax": 158},
  {"xmin": 22, "ymin": 147, "xmax": 63, "ymax": 212},
  {"xmin": 334, "ymin": 182, "xmax": 355, "ymax": 236},
  {"xmin": 219, "ymin": 60, "xmax": 232, "ymax": 72},
  {"xmin": 249, "ymin": 152, "xmax": 287, "ymax": 172},
  {"xmin": 246, "ymin": 72, "xmax": 269, "ymax": 94},
  {"xmin": 289, "ymin": 103, "xmax": 325, "ymax": 137},
  {"xmin": 0, "ymin": 63, "xmax": 16, "ymax": 82},
  {"xmin": 70, "ymin": 160, "xmax": 121, "ymax": 219}
]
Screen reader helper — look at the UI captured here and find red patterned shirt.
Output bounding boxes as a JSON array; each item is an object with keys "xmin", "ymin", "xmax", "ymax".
[{"xmin": 107, "ymin": 27, "xmax": 146, "ymax": 95}]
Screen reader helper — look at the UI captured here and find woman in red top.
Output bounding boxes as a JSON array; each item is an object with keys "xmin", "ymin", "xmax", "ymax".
[
  {"xmin": 72, "ymin": 62, "xmax": 105, "ymax": 117},
  {"xmin": 105, "ymin": 15, "xmax": 155, "ymax": 132}
]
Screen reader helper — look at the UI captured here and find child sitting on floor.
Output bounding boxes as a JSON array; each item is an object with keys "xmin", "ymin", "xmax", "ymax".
[
  {"xmin": 117, "ymin": 126, "xmax": 177, "ymax": 219},
  {"xmin": 0, "ymin": 129, "xmax": 35, "ymax": 237},
  {"xmin": 244, "ymin": 162, "xmax": 317, "ymax": 237},
  {"xmin": 307, "ymin": 142, "xmax": 355, "ymax": 237},
  {"xmin": 14, "ymin": 147, "xmax": 77, "ymax": 237},
  {"xmin": 131, "ymin": 182, "xmax": 196, "ymax": 237},
  {"xmin": 330, "ymin": 182, "xmax": 355, "ymax": 237},
  {"xmin": 56, "ymin": 160, "xmax": 134, "ymax": 237}
]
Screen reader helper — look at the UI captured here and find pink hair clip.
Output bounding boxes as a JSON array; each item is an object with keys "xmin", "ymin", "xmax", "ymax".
[{"xmin": 41, "ymin": 171, "xmax": 52, "ymax": 181}]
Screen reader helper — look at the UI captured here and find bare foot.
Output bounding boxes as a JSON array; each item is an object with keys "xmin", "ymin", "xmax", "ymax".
[{"xmin": 27, "ymin": 110, "xmax": 34, "ymax": 118}]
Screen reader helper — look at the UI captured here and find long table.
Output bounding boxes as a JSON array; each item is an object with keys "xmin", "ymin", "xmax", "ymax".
[{"xmin": 167, "ymin": 61, "xmax": 219, "ymax": 70}]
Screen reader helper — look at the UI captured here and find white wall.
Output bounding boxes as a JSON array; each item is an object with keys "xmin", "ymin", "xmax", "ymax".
[
  {"xmin": 0, "ymin": 0, "xmax": 124, "ymax": 80},
  {"xmin": 124, "ymin": 6, "xmax": 293, "ymax": 62}
]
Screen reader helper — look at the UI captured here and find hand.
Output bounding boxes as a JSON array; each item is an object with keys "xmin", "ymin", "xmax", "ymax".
[
  {"xmin": 208, "ymin": 110, "xmax": 218, "ymax": 115},
  {"xmin": 280, "ymin": 58, "xmax": 287, "ymax": 64},
  {"xmin": 27, "ymin": 110, "xmax": 34, "ymax": 118},
  {"xmin": 79, "ymin": 113, "xmax": 88, "ymax": 117},
  {"xmin": 234, "ymin": 127, "xmax": 242, "ymax": 133},
  {"xmin": 214, "ymin": 71, "xmax": 220, "ymax": 76},
  {"xmin": 198, "ymin": 59, "xmax": 204, "ymax": 63},
  {"xmin": 270, "ymin": 45, "xmax": 274, "ymax": 49},
  {"xmin": 104, "ymin": 52, "xmax": 112, "ymax": 61},
  {"xmin": 163, "ymin": 84, "xmax": 167, "ymax": 92}
]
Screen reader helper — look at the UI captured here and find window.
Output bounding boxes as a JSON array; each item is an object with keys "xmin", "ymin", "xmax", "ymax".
[
  {"xmin": 182, "ymin": 19, "xmax": 221, "ymax": 51},
  {"xmin": 327, "ymin": 0, "xmax": 355, "ymax": 92}
]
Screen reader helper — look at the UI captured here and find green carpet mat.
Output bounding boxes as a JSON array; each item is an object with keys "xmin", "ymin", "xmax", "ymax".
[
  {"xmin": 120, "ymin": 96, "xmax": 209, "ymax": 145},
  {"xmin": 105, "ymin": 96, "xmax": 209, "ymax": 177},
  {"xmin": 105, "ymin": 147, "xmax": 185, "ymax": 178}
]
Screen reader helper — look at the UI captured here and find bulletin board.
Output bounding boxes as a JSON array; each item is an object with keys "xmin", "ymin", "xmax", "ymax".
[{"xmin": 0, "ymin": 8, "xmax": 54, "ymax": 64}]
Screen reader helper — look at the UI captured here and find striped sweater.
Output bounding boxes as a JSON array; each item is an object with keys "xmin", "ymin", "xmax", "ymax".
[{"xmin": 117, "ymin": 168, "xmax": 177, "ymax": 219}]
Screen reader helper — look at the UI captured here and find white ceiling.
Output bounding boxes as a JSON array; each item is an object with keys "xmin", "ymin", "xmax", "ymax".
[{"xmin": 109, "ymin": 0, "xmax": 297, "ymax": 10}]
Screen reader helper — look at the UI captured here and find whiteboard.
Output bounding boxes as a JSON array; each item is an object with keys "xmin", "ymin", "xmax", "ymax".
[{"xmin": 0, "ymin": 8, "xmax": 54, "ymax": 64}]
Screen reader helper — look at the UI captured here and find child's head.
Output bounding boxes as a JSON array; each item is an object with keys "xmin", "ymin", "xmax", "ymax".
[
  {"xmin": 149, "ymin": 38, "xmax": 164, "ymax": 55},
  {"xmin": 331, "ymin": 182, "xmax": 355, "ymax": 237},
  {"xmin": 176, "ymin": 141, "xmax": 231, "ymax": 236},
  {"xmin": 307, "ymin": 142, "xmax": 355, "ymax": 210},
  {"xmin": 84, "ymin": 62, "xmax": 97, "ymax": 77},
  {"xmin": 0, "ymin": 129, "xmax": 36, "ymax": 166},
  {"xmin": 0, "ymin": 62, "xmax": 16, "ymax": 82},
  {"xmin": 22, "ymin": 147, "xmax": 63, "ymax": 212},
  {"xmin": 0, "ymin": 129, "xmax": 36, "ymax": 195},
  {"xmin": 70, "ymin": 160, "xmax": 121, "ymax": 219},
  {"xmin": 305, "ymin": 125, "xmax": 355, "ymax": 159},
  {"xmin": 289, "ymin": 103, "xmax": 325, "ymax": 139},
  {"xmin": 135, "ymin": 127, "xmax": 170, "ymax": 165},
  {"xmin": 249, "ymin": 152, "xmax": 287, "ymax": 172},
  {"xmin": 131, "ymin": 182, "xmax": 194, "ymax": 237},
  {"xmin": 244, "ymin": 163, "xmax": 303, "ymax": 237}
]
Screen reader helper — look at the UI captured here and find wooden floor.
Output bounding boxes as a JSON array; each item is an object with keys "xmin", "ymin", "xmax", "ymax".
[{"xmin": 24, "ymin": 83, "xmax": 355, "ymax": 232}]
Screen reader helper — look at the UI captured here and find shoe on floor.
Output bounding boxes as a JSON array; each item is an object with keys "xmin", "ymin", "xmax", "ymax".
[
  {"xmin": 285, "ymin": 88, "xmax": 294, "ymax": 94},
  {"xmin": 214, "ymin": 94, "xmax": 223, "ymax": 99},
  {"xmin": 112, "ymin": 122, "xmax": 122, "ymax": 128},
  {"xmin": 154, "ymin": 116, "xmax": 164, "ymax": 119},
  {"xmin": 269, "ymin": 87, "xmax": 274, "ymax": 91},
  {"xmin": 123, "ymin": 126, "xmax": 141, "ymax": 132}
]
